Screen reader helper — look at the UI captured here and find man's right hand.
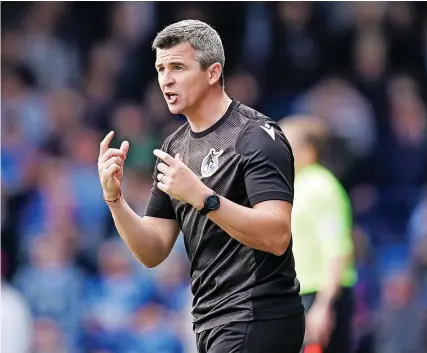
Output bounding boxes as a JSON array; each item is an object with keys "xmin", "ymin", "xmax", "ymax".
[{"xmin": 98, "ymin": 131, "xmax": 130, "ymax": 201}]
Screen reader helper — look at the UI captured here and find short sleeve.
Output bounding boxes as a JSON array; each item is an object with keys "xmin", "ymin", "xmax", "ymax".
[
  {"xmin": 236, "ymin": 121, "xmax": 295, "ymax": 207},
  {"xmin": 144, "ymin": 140, "xmax": 176, "ymax": 219}
]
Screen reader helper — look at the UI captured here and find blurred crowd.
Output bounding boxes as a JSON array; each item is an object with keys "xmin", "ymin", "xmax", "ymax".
[{"xmin": 1, "ymin": 2, "xmax": 427, "ymax": 353}]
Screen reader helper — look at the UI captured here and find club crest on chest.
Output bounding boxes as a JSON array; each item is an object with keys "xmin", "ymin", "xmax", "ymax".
[{"xmin": 200, "ymin": 148, "xmax": 224, "ymax": 178}]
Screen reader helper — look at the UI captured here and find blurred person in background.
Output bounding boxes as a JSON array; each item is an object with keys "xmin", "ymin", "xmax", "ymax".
[
  {"xmin": 63, "ymin": 128, "xmax": 111, "ymax": 271},
  {"xmin": 1, "ymin": 62, "xmax": 48, "ymax": 148},
  {"xmin": 81, "ymin": 238, "xmax": 156, "ymax": 352},
  {"xmin": 20, "ymin": 2, "xmax": 80, "ymax": 90},
  {"xmin": 291, "ymin": 76, "xmax": 376, "ymax": 183},
  {"xmin": 153, "ymin": 236, "xmax": 198, "ymax": 353},
  {"xmin": 41, "ymin": 88, "xmax": 85, "ymax": 156},
  {"xmin": 368, "ymin": 74, "xmax": 427, "ymax": 245},
  {"xmin": 225, "ymin": 70, "xmax": 261, "ymax": 110},
  {"xmin": 81, "ymin": 40, "xmax": 120, "ymax": 131},
  {"xmin": 98, "ymin": 19, "xmax": 304, "ymax": 353},
  {"xmin": 109, "ymin": 1, "xmax": 158, "ymax": 101},
  {"xmin": 326, "ymin": 2, "xmax": 388, "ymax": 74},
  {"xmin": 351, "ymin": 29, "xmax": 388, "ymax": 122},
  {"xmin": 13, "ymin": 233, "xmax": 84, "ymax": 352},
  {"xmin": 153, "ymin": 247, "xmax": 191, "ymax": 314},
  {"xmin": 374, "ymin": 269, "xmax": 427, "ymax": 353},
  {"xmin": 118, "ymin": 170, "xmax": 153, "ymax": 218},
  {"xmin": 373, "ymin": 73, "xmax": 427, "ymax": 187},
  {"xmin": 17, "ymin": 156, "xmax": 75, "ymax": 252},
  {"xmin": 32, "ymin": 317, "xmax": 69, "ymax": 353},
  {"xmin": 110, "ymin": 103, "xmax": 160, "ymax": 174},
  {"xmin": 267, "ymin": 2, "xmax": 326, "ymax": 94},
  {"xmin": 351, "ymin": 226, "xmax": 377, "ymax": 353},
  {"xmin": 279, "ymin": 115, "xmax": 357, "ymax": 353},
  {"xmin": 407, "ymin": 191, "xmax": 427, "ymax": 297},
  {"xmin": 117, "ymin": 302, "xmax": 185, "ymax": 353}
]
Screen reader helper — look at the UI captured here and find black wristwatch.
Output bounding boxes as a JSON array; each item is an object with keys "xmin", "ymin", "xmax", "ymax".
[{"xmin": 199, "ymin": 193, "xmax": 220, "ymax": 216}]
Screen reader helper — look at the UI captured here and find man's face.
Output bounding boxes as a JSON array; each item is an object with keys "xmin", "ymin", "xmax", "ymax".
[{"xmin": 155, "ymin": 42, "xmax": 210, "ymax": 115}]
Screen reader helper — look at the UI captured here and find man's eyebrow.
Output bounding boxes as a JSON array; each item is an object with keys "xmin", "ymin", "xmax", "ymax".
[
  {"xmin": 156, "ymin": 61, "xmax": 185, "ymax": 68},
  {"xmin": 168, "ymin": 61, "xmax": 185, "ymax": 66}
]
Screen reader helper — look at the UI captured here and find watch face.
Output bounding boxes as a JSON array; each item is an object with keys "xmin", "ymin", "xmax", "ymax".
[{"xmin": 207, "ymin": 195, "xmax": 219, "ymax": 209}]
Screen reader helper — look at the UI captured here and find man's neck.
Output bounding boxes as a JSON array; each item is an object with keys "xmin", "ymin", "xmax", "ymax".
[{"xmin": 185, "ymin": 90, "xmax": 233, "ymax": 133}]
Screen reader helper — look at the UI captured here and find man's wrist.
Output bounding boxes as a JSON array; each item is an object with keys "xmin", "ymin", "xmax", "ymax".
[
  {"xmin": 191, "ymin": 186, "xmax": 214, "ymax": 210},
  {"xmin": 104, "ymin": 191, "xmax": 122, "ymax": 204}
]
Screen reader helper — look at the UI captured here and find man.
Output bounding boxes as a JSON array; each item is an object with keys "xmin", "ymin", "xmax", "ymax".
[
  {"xmin": 279, "ymin": 116, "xmax": 357, "ymax": 353},
  {"xmin": 97, "ymin": 20, "xmax": 304, "ymax": 353}
]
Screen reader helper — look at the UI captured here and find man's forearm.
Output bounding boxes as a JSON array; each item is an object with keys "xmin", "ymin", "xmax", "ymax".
[
  {"xmin": 192, "ymin": 189, "xmax": 291, "ymax": 256},
  {"xmin": 107, "ymin": 197, "xmax": 170, "ymax": 267}
]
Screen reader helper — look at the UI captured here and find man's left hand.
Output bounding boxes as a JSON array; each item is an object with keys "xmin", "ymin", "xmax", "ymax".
[{"xmin": 154, "ymin": 149, "xmax": 211, "ymax": 208}]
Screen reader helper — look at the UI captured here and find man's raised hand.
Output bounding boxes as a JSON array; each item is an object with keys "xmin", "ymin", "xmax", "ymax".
[
  {"xmin": 153, "ymin": 149, "xmax": 211, "ymax": 208},
  {"xmin": 98, "ymin": 131, "xmax": 130, "ymax": 201}
]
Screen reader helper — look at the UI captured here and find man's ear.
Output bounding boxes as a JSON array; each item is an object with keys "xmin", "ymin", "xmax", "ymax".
[{"xmin": 208, "ymin": 63, "xmax": 223, "ymax": 86}]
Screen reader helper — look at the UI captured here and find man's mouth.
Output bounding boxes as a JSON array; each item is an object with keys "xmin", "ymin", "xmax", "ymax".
[{"xmin": 165, "ymin": 93, "xmax": 178, "ymax": 104}]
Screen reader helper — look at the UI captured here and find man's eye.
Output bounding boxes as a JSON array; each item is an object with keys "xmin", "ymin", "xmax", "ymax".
[
  {"xmin": 174, "ymin": 66, "xmax": 184, "ymax": 71},
  {"xmin": 158, "ymin": 67, "xmax": 165, "ymax": 73}
]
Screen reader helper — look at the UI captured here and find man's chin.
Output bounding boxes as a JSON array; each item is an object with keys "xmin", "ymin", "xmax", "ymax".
[{"xmin": 167, "ymin": 104, "xmax": 183, "ymax": 115}]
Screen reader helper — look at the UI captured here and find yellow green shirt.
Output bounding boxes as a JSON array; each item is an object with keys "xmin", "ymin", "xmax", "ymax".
[{"xmin": 292, "ymin": 164, "xmax": 357, "ymax": 294}]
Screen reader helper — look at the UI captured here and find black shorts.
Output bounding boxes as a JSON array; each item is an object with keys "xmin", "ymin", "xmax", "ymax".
[
  {"xmin": 196, "ymin": 314, "xmax": 305, "ymax": 353},
  {"xmin": 301, "ymin": 287, "xmax": 354, "ymax": 353}
]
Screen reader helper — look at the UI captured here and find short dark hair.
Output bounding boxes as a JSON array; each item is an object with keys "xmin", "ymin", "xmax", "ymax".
[{"xmin": 152, "ymin": 19, "xmax": 225, "ymax": 87}]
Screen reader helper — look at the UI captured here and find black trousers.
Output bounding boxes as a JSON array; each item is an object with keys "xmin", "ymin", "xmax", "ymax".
[
  {"xmin": 301, "ymin": 287, "xmax": 354, "ymax": 353},
  {"xmin": 196, "ymin": 314, "xmax": 305, "ymax": 353}
]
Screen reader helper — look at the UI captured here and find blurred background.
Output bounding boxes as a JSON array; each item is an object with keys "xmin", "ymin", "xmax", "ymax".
[{"xmin": 1, "ymin": 1, "xmax": 427, "ymax": 353}]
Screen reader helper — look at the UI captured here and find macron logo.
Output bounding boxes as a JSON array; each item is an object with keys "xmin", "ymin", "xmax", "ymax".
[{"xmin": 260, "ymin": 123, "xmax": 275, "ymax": 141}]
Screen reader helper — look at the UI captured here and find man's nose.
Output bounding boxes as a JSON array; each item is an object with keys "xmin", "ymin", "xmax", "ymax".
[{"xmin": 162, "ymin": 71, "xmax": 175, "ymax": 87}]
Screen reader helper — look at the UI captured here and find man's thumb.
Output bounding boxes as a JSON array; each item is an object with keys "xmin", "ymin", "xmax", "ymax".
[
  {"xmin": 175, "ymin": 153, "xmax": 182, "ymax": 161},
  {"xmin": 120, "ymin": 141, "xmax": 130, "ymax": 157}
]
